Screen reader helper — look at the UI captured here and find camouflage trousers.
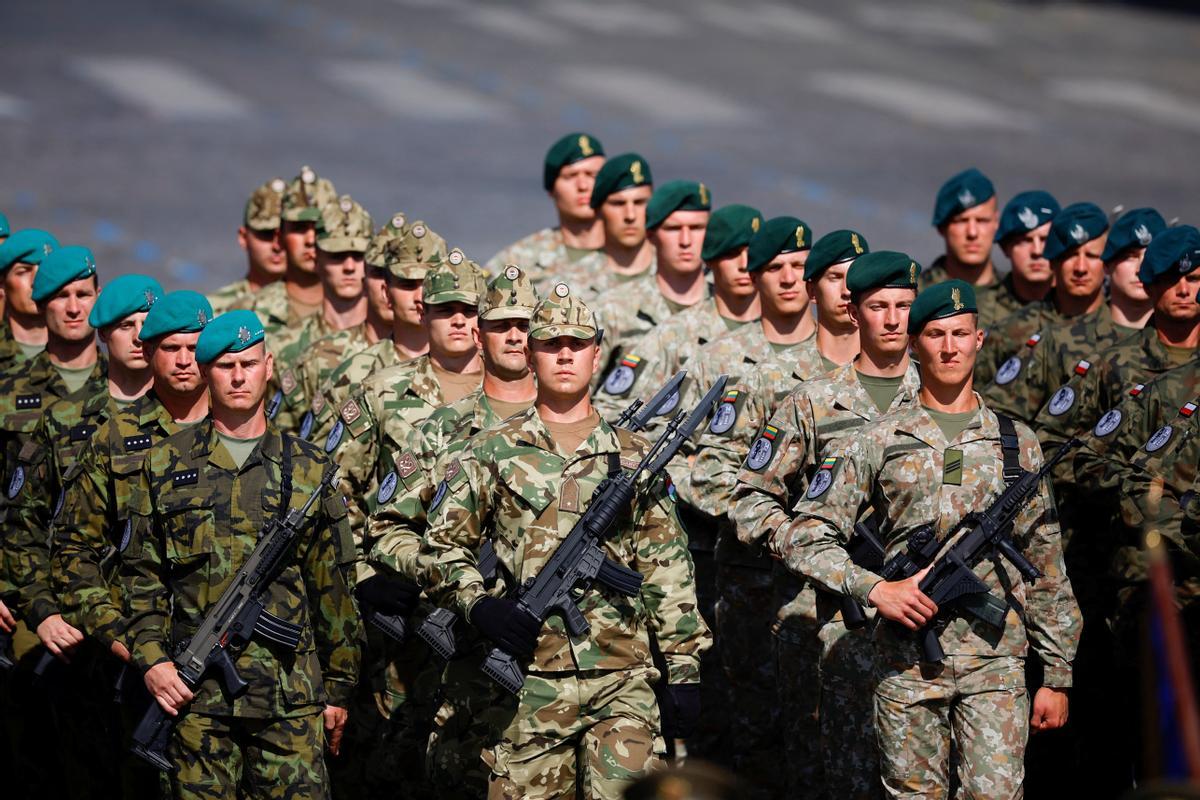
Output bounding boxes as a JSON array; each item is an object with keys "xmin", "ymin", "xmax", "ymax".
[
  {"xmin": 170, "ymin": 711, "xmax": 329, "ymax": 800},
  {"xmin": 817, "ymin": 611, "xmax": 882, "ymax": 800},
  {"xmin": 426, "ymin": 649, "xmax": 511, "ymax": 799},
  {"xmin": 484, "ymin": 667, "xmax": 664, "ymax": 800},
  {"xmin": 773, "ymin": 573, "xmax": 824, "ymax": 799},
  {"xmin": 684, "ymin": 543, "xmax": 728, "ymax": 765},
  {"xmin": 874, "ymin": 653, "xmax": 1028, "ymax": 799}
]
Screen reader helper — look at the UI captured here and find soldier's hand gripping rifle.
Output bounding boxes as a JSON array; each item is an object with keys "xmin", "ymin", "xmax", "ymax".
[
  {"xmin": 478, "ymin": 375, "xmax": 728, "ymax": 695},
  {"xmin": 416, "ymin": 370, "xmax": 689, "ymax": 661},
  {"xmin": 130, "ymin": 465, "xmax": 339, "ymax": 772}
]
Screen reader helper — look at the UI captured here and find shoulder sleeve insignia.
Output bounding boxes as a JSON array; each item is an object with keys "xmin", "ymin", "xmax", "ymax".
[
  {"xmin": 396, "ymin": 450, "xmax": 418, "ymax": 479},
  {"xmin": 7, "ymin": 466, "xmax": 25, "ymax": 499},
  {"xmin": 280, "ymin": 370, "xmax": 298, "ymax": 395},
  {"xmin": 324, "ymin": 419, "xmax": 345, "ymax": 453},
  {"xmin": 266, "ymin": 389, "xmax": 283, "ymax": 420},
  {"xmin": 745, "ymin": 424, "xmax": 780, "ymax": 472},
  {"xmin": 311, "ymin": 393, "xmax": 326, "ymax": 415},
  {"xmin": 445, "ymin": 458, "xmax": 463, "ymax": 482},
  {"xmin": 340, "ymin": 398, "xmax": 363, "ymax": 425}
]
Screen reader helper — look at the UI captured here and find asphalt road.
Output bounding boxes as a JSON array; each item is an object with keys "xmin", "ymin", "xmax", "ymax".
[{"xmin": 3, "ymin": 0, "xmax": 1199, "ymax": 292}]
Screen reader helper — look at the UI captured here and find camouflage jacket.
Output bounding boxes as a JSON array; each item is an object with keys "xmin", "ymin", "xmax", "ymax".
[
  {"xmin": 51, "ymin": 392, "xmax": 197, "ymax": 645},
  {"xmin": 591, "ymin": 274, "xmax": 708, "ymax": 379},
  {"xmin": 422, "ymin": 406, "xmax": 711, "ymax": 682},
  {"xmin": 975, "ymin": 298, "xmax": 1095, "ymax": 386},
  {"xmin": 238, "ymin": 279, "xmax": 318, "ymax": 337},
  {"xmin": 548, "ymin": 253, "xmax": 653, "ymax": 306},
  {"xmin": 271, "ymin": 315, "xmax": 371, "ymax": 433},
  {"xmin": 121, "ymin": 422, "xmax": 362, "ymax": 716},
  {"xmin": 208, "ymin": 277, "xmax": 253, "ymax": 315},
  {"xmin": 305, "ymin": 338, "xmax": 407, "ymax": 444},
  {"xmin": 485, "ymin": 226, "xmax": 602, "ymax": 295},
  {"xmin": 916, "ymin": 256, "xmax": 1000, "ymax": 293},
  {"xmin": 778, "ymin": 400, "xmax": 1080, "ymax": 684},
  {"xmin": 0, "ymin": 320, "xmax": 40, "ymax": 378},
  {"xmin": 977, "ymin": 271, "xmax": 1038, "ymax": 332}
]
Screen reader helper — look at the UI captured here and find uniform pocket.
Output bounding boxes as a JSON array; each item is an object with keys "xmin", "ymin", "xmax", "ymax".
[{"xmin": 161, "ymin": 496, "xmax": 216, "ymax": 608}]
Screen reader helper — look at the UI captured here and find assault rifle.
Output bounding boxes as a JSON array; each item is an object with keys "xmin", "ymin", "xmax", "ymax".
[
  {"xmin": 479, "ymin": 375, "xmax": 728, "ymax": 694},
  {"xmin": 130, "ymin": 465, "xmax": 338, "ymax": 772}
]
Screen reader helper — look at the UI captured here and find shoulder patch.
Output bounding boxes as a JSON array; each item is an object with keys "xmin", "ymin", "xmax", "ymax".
[
  {"xmin": 7, "ymin": 466, "xmax": 24, "ymax": 499},
  {"xmin": 266, "ymin": 389, "xmax": 283, "ymax": 419},
  {"xmin": 377, "ymin": 471, "xmax": 398, "ymax": 505},
  {"xmin": 118, "ymin": 518, "xmax": 133, "ymax": 553},
  {"xmin": 340, "ymin": 397, "xmax": 363, "ymax": 425},
  {"xmin": 445, "ymin": 458, "xmax": 463, "ymax": 483},
  {"xmin": 602, "ymin": 355, "xmax": 643, "ymax": 397},
  {"xmin": 280, "ymin": 369, "xmax": 298, "ymax": 395},
  {"xmin": 429, "ymin": 480, "xmax": 449, "ymax": 512},
  {"xmin": 396, "ymin": 450, "xmax": 418, "ymax": 479},
  {"xmin": 1047, "ymin": 386, "xmax": 1076, "ymax": 417},
  {"xmin": 805, "ymin": 456, "xmax": 839, "ymax": 500},
  {"xmin": 124, "ymin": 434, "xmax": 153, "ymax": 452},
  {"xmin": 1145, "ymin": 425, "xmax": 1174, "ymax": 453},
  {"xmin": 324, "ymin": 419, "xmax": 345, "ymax": 453},
  {"xmin": 745, "ymin": 425, "xmax": 780, "ymax": 472},
  {"xmin": 172, "ymin": 469, "xmax": 199, "ymax": 487},
  {"xmin": 1093, "ymin": 408, "xmax": 1123, "ymax": 438},
  {"xmin": 994, "ymin": 356, "xmax": 1021, "ymax": 386},
  {"xmin": 298, "ymin": 411, "xmax": 315, "ymax": 441},
  {"xmin": 709, "ymin": 389, "xmax": 740, "ymax": 434}
]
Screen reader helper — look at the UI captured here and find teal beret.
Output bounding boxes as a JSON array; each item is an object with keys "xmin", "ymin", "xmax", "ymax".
[
  {"xmin": 1103, "ymin": 207, "xmax": 1166, "ymax": 262},
  {"xmin": 0, "ymin": 228, "xmax": 59, "ymax": 273},
  {"xmin": 645, "ymin": 180, "xmax": 712, "ymax": 230},
  {"xmin": 907, "ymin": 279, "xmax": 977, "ymax": 335},
  {"xmin": 995, "ymin": 190, "xmax": 1060, "ymax": 243},
  {"xmin": 747, "ymin": 217, "xmax": 814, "ymax": 274},
  {"xmin": 32, "ymin": 245, "xmax": 97, "ymax": 303},
  {"xmin": 0, "ymin": 213, "xmax": 8, "ymax": 237},
  {"xmin": 196, "ymin": 310, "xmax": 266, "ymax": 364},
  {"xmin": 701, "ymin": 204, "xmax": 763, "ymax": 262},
  {"xmin": 140, "ymin": 290, "xmax": 214, "ymax": 341},
  {"xmin": 589, "ymin": 153, "xmax": 652, "ymax": 209},
  {"xmin": 932, "ymin": 168, "xmax": 995, "ymax": 226},
  {"xmin": 1043, "ymin": 202, "xmax": 1109, "ymax": 262},
  {"xmin": 88, "ymin": 274, "xmax": 164, "ymax": 329},
  {"xmin": 543, "ymin": 132, "xmax": 605, "ymax": 191},
  {"xmin": 847, "ymin": 251, "xmax": 920, "ymax": 300},
  {"xmin": 805, "ymin": 229, "xmax": 870, "ymax": 279},
  {"xmin": 1138, "ymin": 225, "xmax": 1200, "ymax": 285}
]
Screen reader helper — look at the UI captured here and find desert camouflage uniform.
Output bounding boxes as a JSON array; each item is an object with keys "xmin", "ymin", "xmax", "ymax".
[
  {"xmin": 271, "ymin": 314, "xmax": 371, "ymax": 435},
  {"xmin": 423, "ymin": 407, "xmax": 710, "ymax": 800},
  {"xmin": 486, "ymin": 227, "xmax": 603, "ymax": 295},
  {"xmin": 732, "ymin": 361, "xmax": 921, "ymax": 799},
  {"xmin": 975, "ymin": 298, "xmax": 1098, "ymax": 386},
  {"xmin": 120, "ymin": 422, "xmax": 362, "ymax": 800},
  {"xmin": 590, "ymin": 273, "xmax": 707, "ymax": 381},
  {"xmin": 779, "ymin": 401, "xmax": 1080, "ymax": 798},
  {"xmin": 305, "ymin": 339, "xmax": 406, "ymax": 444}
]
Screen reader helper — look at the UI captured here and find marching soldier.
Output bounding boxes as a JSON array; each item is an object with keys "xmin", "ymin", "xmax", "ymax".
[
  {"xmin": 920, "ymin": 169, "xmax": 1001, "ymax": 307},
  {"xmin": 983, "ymin": 189, "xmax": 1060, "ymax": 320},
  {"xmin": 0, "ymin": 228, "xmax": 58, "ymax": 371},
  {"xmin": 209, "ymin": 178, "xmax": 286, "ymax": 314}
]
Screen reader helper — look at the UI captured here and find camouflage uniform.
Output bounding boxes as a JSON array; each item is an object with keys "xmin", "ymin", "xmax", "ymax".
[
  {"xmin": 590, "ymin": 273, "xmax": 707, "ymax": 381},
  {"xmin": 976, "ymin": 271, "xmax": 1045, "ymax": 332},
  {"xmin": 120, "ymin": 422, "xmax": 362, "ymax": 799},
  {"xmin": 423, "ymin": 406, "xmax": 711, "ymax": 800},
  {"xmin": 779, "ymin": 401, "xmax": 1081, "ymax": 798},
  {"xmin": 485, "ymin": 227, "xmax": 603, "ymax": 296},
  {"xmin": 916, "ymin": 255, "xmax": 999, "ymax": 294},
  {"xmin": 305, "ymin": 339, "xmax": 404, "ymax": 444},
  {"xmin": 549, "ymin": 252, "xmax": 655, "ymax": 307},
  {"xmin": 207, "ymin": 278, "xmax": 252, "ymax": 316},
  {"xmin": 975, "ymin": 298, "xmax": 1098, "ymax": 386},
  {"xmin": 208, "ymin": 178, "xmax": 287, "ymax": 315},
  {"xmin": 732, "ymin": 361, "xmax": 922, "ymax": 799},
  {"xmin": 237, "ymin": 279, "xmax": 315, "ymax": 338}
]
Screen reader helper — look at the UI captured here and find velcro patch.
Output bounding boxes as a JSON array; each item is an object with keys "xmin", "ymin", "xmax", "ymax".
[
  {"xmin": 124, "ymin": 434, "xmax": 153, "ymax": 452},
  {"xmin": 16, "ymin": 394, "xmax": 41, "ymax": 410},
  {"xmin": 172, "ymin": 469, "xmax": 199, "ymax": 487},
  {"xmin": 943, "ymin": 448, "xmax": 964, "ymax": 486},
  {"xmin": 68, "ymin": 423, "xmax": 96, "ymax": 442},
  {"xmin": 396, "ymin": 451, "xmax": 418, "ymax": 479},
  {"xmin": 280, "ymin": 369, "xmax": 298, "ymax": 395},
  {"xmin": 340, "ymin": 398, "xmax": 363, "ymax": 425}
]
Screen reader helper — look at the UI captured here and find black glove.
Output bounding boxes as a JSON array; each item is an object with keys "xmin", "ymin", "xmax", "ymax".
[
  {"xmin": 469, "ymin": 597, "xmax": 541, "ymax": 658},
  {"xmin": 660, "ymin": 683, "xmax": 701, "ymax": 740},
  {"xmin": 355, "ymin": 574, "xmax": 420, "ymax": 618}
]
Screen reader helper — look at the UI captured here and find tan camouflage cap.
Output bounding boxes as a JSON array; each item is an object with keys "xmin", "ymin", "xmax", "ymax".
[
  {"xmin": 280, "ymin": 165, "xmax": 339, "ymax": 223},
  {"xmin": 529, "ymin": 282, "xmax": 597, "ymax": 340},
  {"xmin": 243, "ymin": 177, "xmax": 285, "ymax": 231},
  {"xmin": 423, "ymin": 248, "xmax": 486, "ymax": 305},
  {"xmin": 375, "ymin": 220, "xmax": 448, "ymax": 279},
  {"xmin": 480, "ymin": 265, "xmax": 540, "ymax": 321},
  {"xmin": 317, "ymin": 195, "xmax": 373, "ymax": 253}
]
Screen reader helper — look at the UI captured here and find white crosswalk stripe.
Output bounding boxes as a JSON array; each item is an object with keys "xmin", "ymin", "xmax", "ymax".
[
  {"xmin": 71, "ymin": 57, "xmax": 250, "ymax": 120},
  {"xmin": 811, "ymin": 72, "xmax": 1034, "ymax": 130},
  {"xmin": 559, "ymin": 67, "xmax": 753, "ymax": 125},
  {"xmin": 699, "ymin": 2, "xmax": 844, "ymax": 41},
  {"xmin": 1049, "ymin": 78, "xmax": 1200, "ymax": 132},
  {"xmin": 466, "ymin": 6, "xmax": 573, "ymax": 44},
  {"xmin": 323, "ymin": 61, "xmax": 508, "ymax": 121},
  {"xmin": 542, "ymin": 1, "xmax": 685, "ymax": 36}
]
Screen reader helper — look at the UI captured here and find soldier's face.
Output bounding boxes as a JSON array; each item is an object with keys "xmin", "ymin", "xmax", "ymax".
[
  {"xmin": 426, "ymin": 302, "xmax": 479, "ymax": 359},
  {"xmin": 529, "ymin": 335, "xmax": 599, "ymax": 398},
  {"xmin": 708, "ymin": 247, "xmax": 756, "ymax": 299},
  {"xmin": 203, "ymin": 344, "xmax": 273, "ymax": 414},
  {"xmin": 940, "ymin": 198, "xmax": 998, "ymax": 267},
  {"xmin": 148, "ymin": 332, "xmax": 204, "ymax": 394},
  {"xmin": 101, "ymin": 311, "xmax": 150, "ymax": 371},
  {"xmin": 282, "ymin": 221, "xmax": 317, "ymax": 274},
  {"xmin": 849, "ymin": 288, "xmax": 913, "ymax": 359},
  {"xmin": 43, "ymin": 277, "xmax": 97, "ymax": 344},
  {"xmin": 913, "ymin": 314, "xmax": 983, "ymax": 389},
  {"xmin": 365, "ymin": 267, "xmax": 393, "ymax": 324},
  {"xmin": 1106, "ymin": 248, "xmax": 1150, "ymax": 304},
  {"xmin": 600, "ymin": 186, "xmax": 652, "ymax": 249},
  {"xmin": 1148, "ymin": 271, "xmax": 1200, "ymax": 324},
  {"xmin": 4, "ymin": 262, "xmax": 41, "ymax": 317},
  {"xmin": 1001, "ymin": 222, "xmax": 1052, "ymax": 284},
  {"xmin": 387, "ymin": 277, "xmax": 425, "ymax": 326},
  {"xmin": 238, "ymin": 226, "xmax": 286, "ymax": 278},
  {"xmin": 649, "ymin": 210, "xmax": 709, "ymax": 275},
  {"xmin": 755, "ymin": 253, "xmax": 809, "ymax": 316},
  {"xmin": 807, "ymin": 262, "xmax": 853, "ymax": 328},
  {"xmin": 317, "ymin": 250, "xmax": 365, "ymax": 300},
  {"xmin": 476, "ymin": 318, "xmax": 530, "ymax": 380},
  {"xmin": 552, "ymin": 157, "xmax": 604, "ymax": 223},
  {"xmin": 1053, "ymin": 234, "xmax": 1107, "ymax": 299}
]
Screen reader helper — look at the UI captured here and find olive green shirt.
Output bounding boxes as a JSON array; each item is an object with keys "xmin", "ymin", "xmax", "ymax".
[{"xmin": 858, "ymin": 372, "xmax": 905, "ymax": 413}]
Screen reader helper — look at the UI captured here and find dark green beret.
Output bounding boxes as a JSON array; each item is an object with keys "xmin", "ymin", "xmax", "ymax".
[
  {"xmin": 196, "ymin": 310, "xmax": 266, "ymax": 364},
  {"xmin": 1042, "ymin": 202, "xmax": 1109, "ymax": 262},
  {"xmin": 645, "ymin": 180, "xmax": 712, "ymax": 230},
  {"xmin": 932, "ymin": 167, "xmax": 995, "ymax": 227},
  {"xmin": 701, "ymin": 204, "xmax": 763, "ymax": 262},
  {"xmin": 1103, "ymin": 207, "xmax": 1166, "ymax": 262},
  {"xmin": 32, "ymin": 246, "xmax": 97, "ymax": 302},
  {"xmin": 141, "ymin": 290, "xmax": 214, "ymax": 341},
  {"xmin": 747, "ymin": 217, "xmax": 813, "ymax": 274},
  {"xmin": 805, "ymin": 230, "xmax": 870, "ymax": 281},
  {"xmin": 846, "ymin": 251, "xmax": 920, "ymax": 300},
  {"xmin": 1138, "ymin": 225, "xmax": 1200, "ymax": 285},
  {"xmin": 543, "ymin": 132, "xmax": 605, "ymax": 191},
  {"xmin": 88, "ymin": 274, "xmax": 163, "ymax": 329},
  {"xmin": 589, "ymin": 153, "xmax": 652, "ymax": 209},
  {"xmin": 0, "ymin": 228, "xmax": 59, "ymax": 273},
  {"xmin": 995, "ymin": 190, "xmax": 1060, "ymax": 243},
  {"xmin": 907, "ymin": 279, "xmax": 977, "ymax": 335},
  {"xmin": 0, "ymin": 212, "xmax": 8, "ymax": 237}
]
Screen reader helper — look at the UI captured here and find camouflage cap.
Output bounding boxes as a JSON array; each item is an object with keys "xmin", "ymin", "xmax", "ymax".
[
  {"xmin": 907, "ymin": 279, "xmax": 977, "ymax": 334},
  {"xmin": 480, "ymin": 265, "xmax": 539, "ymax": 321},
  {"xmin": 88, "ymin": 273, "xmax": 163, "ymax": 329},
  {"xmin": 317, "ymin": 195, "xmax": 373, "ymax": 254},
  {"xmin": 280, "ymin": 165, "xmax": 338, "ymax": 223},
  {"xmin": 0, "ymin": 228, "xmax": 59, "ymax": 273},
  {"xmin": 543, "ymin": 132, "xmax": 605, "ymax": 191},
  {"xmin": 141, "ymin": 290, "xmax": 214, "ymax": 341},
  {"xmin": 368, "ymin": 218, "xmax": 448, "ymax": 279},
  {"xmin": 423, "ymin": 248, "xmax": 486, "ymax": 305},
  {"xmin": 196, "ymin": 310, "xmax": 265, "ymax": 364},
  {"xmin": 242, "ymin": 177, "xmax": 286, "ymax": 231},
  {"xmin": 529, "ymin": 283, "xmax": 597, "ymax": 340},
  {"xmin": 32, "ymin": 245, "xmax": 97, "ymax": 302}
]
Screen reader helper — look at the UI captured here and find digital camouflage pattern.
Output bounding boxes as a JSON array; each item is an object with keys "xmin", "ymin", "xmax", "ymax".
[
  {"xmin": 485, "ymin": 227, "xmax": 602, "ymax": 296},
  {"xmin": 590, "ymin": 273, "xmax": 707, "ymax": 382},
  {"xmin": 548, "ymin": 251, "xmax": 654, "ymax": 306}
]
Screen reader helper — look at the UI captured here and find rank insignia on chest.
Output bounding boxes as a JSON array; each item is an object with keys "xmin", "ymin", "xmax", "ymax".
[
  {"xmin": 709, "ymin": 389, "xmax": 740, "ymax": 434},
  {"xmin": 942, "ymin": 448, "xmax": 964, "ymax": 486},
  {"xmin": 69, "ymin": 424, "xmax": 96, "ymax": 442},
  {"xmin": 172, "ymin": 469, "xmax": 199, "ymax": 487},
  {"xmin": 16, "ymin": 394, "xmax": 41, "ymax": 410},
  {"xmin": 124, "ymin": 434, "xmax": 153, "ymax": 452}
]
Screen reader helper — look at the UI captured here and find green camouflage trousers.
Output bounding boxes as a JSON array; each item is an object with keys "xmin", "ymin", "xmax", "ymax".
[
  {"xmin": 874, "ymin": 654, "xmax": 1028, "ymax": 799},
  {"xmin": 485, "ymin": 667, "xmax": 664, "ymax": 800},
  {"xmin": 818, "ymin": 613, "xmax": 882, "ymax": 800},
  {"xmin": 170, "ymin": 711, "xmax": 329, "ymax": 800},
  {"xmin": 426, "ymin": 649, "xmax": 511, "ymax": 799}
]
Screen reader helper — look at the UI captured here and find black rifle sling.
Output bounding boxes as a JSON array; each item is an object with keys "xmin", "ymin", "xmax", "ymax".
[
  {"xmin": 278, "ymin": 432, "xmax": 294, "ymax": 525},
  {"xmin": 995, "ymin": 413, "xmax": 1022, "ymax": 487}
]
